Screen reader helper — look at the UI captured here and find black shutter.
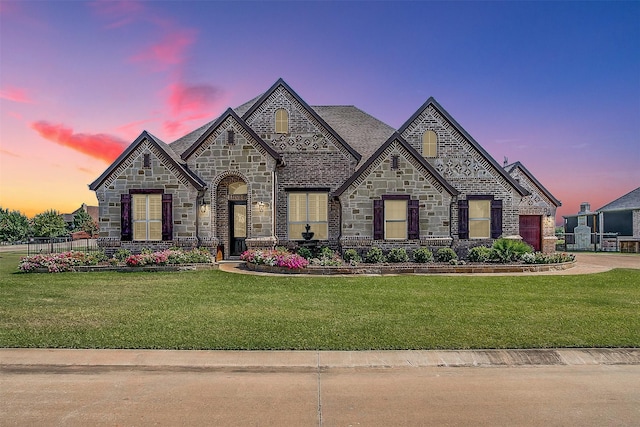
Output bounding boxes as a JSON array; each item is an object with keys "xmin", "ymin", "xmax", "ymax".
[
  {"xmin": 491, "ymin": 199, "xmax": 503, "ymax": 239},
  {"xmin": 121, "ymin": 194, "xmax": 132, "ymax": 241},
  {"xmin": 162, "ymin": 194, "xmax": 173, "ymax": 241},
  {"xmin": 458, "ymin": 199, "xmax": 469, "ymax": 239},
  {"xmin": 408, "ymin": 199, "xmax": 419, "ymax": 239},
  {"xmin": 373, "ymin": 199, "xmax": 384, "ymax": 240}
]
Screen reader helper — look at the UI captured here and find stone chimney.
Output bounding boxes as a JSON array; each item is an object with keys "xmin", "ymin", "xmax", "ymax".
[{"xmin": 579, "ymin": 202, "xmax": 591, "ymax": 214}]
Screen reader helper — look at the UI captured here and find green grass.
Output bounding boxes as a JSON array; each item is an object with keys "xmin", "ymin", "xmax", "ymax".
[{"xmin": 1, "ymin": 252, "xmax": 638, "ymax": 350}]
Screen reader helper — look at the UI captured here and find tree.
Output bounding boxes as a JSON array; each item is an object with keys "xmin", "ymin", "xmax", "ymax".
[
  {"xmin": 73, "ymin": 209, "xmax": 98, "ymax": 235},
  {"xmin": 0, "ymin": 207, "xmax": 31, "ymax": 243},
  {"xmin": 31, "ymin": 210, "xmax": 68, "ymax": 238}
]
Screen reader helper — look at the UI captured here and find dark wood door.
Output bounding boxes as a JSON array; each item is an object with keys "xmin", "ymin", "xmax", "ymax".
[
  {"xmin": 229, "ymin": 201, "xmax": 247, "ymax": 256},
  {"xmin": 519, "ymin": 215, "xmax": 541, "ymax": 251}
]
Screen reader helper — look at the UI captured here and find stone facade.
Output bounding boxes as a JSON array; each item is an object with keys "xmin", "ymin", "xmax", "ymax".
[
  {"xmin": 91, "ymin": 79, "xmax": 560, "ymax": 259},
  {"xmin": 634, "ymin": 210, "xmax": 640, "ymax": 237},
  {"xmin": 339, "ymin": 139, "xmax": 454, "ymax": 254},
  {"xmin": 399, "ymin": 101, "xmax": 526, "ymax": 253},
  {"xmin": 506, "ymin": 162, "xmax": 561, "ymax": 253}
]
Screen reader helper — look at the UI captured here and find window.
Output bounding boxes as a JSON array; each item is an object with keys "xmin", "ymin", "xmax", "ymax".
[
  {"xmin": 133, "ymin": 194, "xmax": 162, "ymax": 240},
  {"xmin": 458, "ymin": 197, "xmax": 502, "ymax": 239},
  {"xmin": 228, "ymin": 181, "xmax": 247, "ymax": 195},
  {"xmin": 374, "ymin": 196, "xmax": 419, "ymax": 240},
  {"xmin": 469, "ymin": 200, "xmax": 490, "ymax": 239},
  {"xmin": 143, "ymin": 153, "xmax": 151, "ymax": 168},
  {"xmin": 227, "ymin": 130, "xmax": 235, "ymax": 145},
  {"xmin": 121, "ymin": 192, "xmax": 172, "ymax": 241},
  {"xmin": 422, "ymin": 130, "xmax": 437, "ymax": 157},
  {"xmin": 391, "ymin": 155, "xmax": 399, "ymax": 170},
  {"xmin": 288, "ymin": 192, "xmax": 328, "ymax": 240},
  {"xmin": 275, "ymin": 108, "xmax": 288, "ymax": 134},
  {"xmin": 384, "ymin": 199, "xmax": 407, "ymax": 240}
]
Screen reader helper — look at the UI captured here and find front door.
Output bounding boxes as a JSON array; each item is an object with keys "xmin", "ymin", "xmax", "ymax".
[
  {"xmin": 519, "ymin": 215, "xmax": 541, "ymax": 251},
  {"xmin": 230, "ymin": 201, "xmax": 247, "ymax": 256}
]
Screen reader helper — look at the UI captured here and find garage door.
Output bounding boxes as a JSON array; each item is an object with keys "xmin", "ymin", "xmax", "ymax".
[{"xmin": 519, "ymin": 215, "xmax": 541, "ymax": 251}]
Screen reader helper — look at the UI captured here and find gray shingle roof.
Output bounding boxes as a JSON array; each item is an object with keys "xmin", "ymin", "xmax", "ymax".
[
  {"xmin": 597, "ymin": 187, "xmax": 640, "ymax": 212},
  {"xmin": 312, "ymin": 105, "xmax": 395, "ymax": 168}
]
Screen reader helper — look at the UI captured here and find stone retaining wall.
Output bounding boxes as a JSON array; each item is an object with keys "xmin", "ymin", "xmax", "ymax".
[{"xmin": 245, "ymin": 261, "xmax": 575, "ymax": 275}]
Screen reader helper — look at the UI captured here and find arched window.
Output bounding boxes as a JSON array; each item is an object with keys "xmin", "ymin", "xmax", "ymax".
[
  {"xmin": 422, "ymin": 130, "xmax": 437, "ymax": 157},
  {"xmin": 275, "ymin": 108, "xmax": 288, "ymax": 134}
]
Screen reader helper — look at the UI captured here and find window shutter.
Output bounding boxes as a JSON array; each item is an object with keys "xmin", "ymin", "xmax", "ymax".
[
  {"xmin": 491, "ymin": 199, "xmax": 503, "ymax": 239},
  {"xmin": 373, "ymin": 199, "xmax": 384, "ymax": 240},
  {"xmin": 162, "ymin": 194, "xmax": 173, "ymax": 241},
  {"xmin": 408, "ymin": 199, "xmax": 419, "ymax": 239},
  {"xmin": 121, "ymin": 194, "xmax": 132, "ymax": 241},
  {"xmin": 458, "ymin": 199, "xmax": 469, "ymax": 239}
]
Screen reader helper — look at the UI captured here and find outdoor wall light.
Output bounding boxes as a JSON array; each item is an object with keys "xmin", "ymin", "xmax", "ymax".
[
  {"xmin": 199, "ymin": 199, "xmax": 209, "ymax": 213},
  {"xmin": 257, "ymin": 202, "xmax": 267, "ymax": 212}
]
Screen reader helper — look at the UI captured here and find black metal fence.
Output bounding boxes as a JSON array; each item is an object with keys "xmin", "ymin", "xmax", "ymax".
[{"xmin": 27, "ymin": 238, "xmax": 100, "ymax": 255}]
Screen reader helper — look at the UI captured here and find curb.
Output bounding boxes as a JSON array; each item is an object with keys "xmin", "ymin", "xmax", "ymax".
[{"xmin": 2, "ymin": 348, "xmax": 638, "ymax": 372}]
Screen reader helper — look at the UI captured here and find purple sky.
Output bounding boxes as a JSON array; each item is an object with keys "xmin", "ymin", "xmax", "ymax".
[{"xmin": 1, "ymin": 1, "xmax": 639, "ymax": 221}]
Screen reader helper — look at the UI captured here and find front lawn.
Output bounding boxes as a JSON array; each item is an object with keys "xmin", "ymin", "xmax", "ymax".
[{"xmin": 0, "ymin": 252, "xmax": 638, "ymax": 350}]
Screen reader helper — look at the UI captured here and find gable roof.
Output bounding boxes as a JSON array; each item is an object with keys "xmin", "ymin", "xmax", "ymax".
[
  {"xmin": 88, "ymin": 131, "xmax": 206, "ymax": 191},
  {"xmin": 334, "ymin": 132, "xmax": 458, "ymax": 197},
  {"xmin": 241, "ymin": 78, "xmax": 362, "ymax": 162},
  {"xmin": 505, "ymin": 161, "xmax": 561, "ymax": 207},
  {"xmin": 596, "ymin": 187, "xmax": 640, "ymax": 212},
  {"xmin": 398, "ymin": 97, "xmax": 529, "ymax": 197},
  {"xmin": 180, "ymin": 108, "xmax": 282, "ymax": 162}
]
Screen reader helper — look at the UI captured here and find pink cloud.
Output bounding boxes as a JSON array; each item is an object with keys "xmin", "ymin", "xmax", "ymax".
[
  {"xmin": 167, "ymin": 82, "xmax": 223, "ymax": 115},
  {"xmin": 130, "ymin": 29, "xmax": 196, "ymax": 70},
  {"xmin": 31, "ymin": 121, "xmax": 128, "ymax": 163},
  {"xmin": 0, "ymin": 86, "xmax": 34, "ymax": 104},
  {"xmin": 163, "ymin": 112, "xmax": 217, "ymax": 137},
  {"xmin": 117, "ymin": 119, "xmax": 155, "ymax": 139},
  {"xmin": 0, "ymin": 149, "xmax": 21, "ymax": 158},
  {"xmin": 89, "ymin": 0, "xmax": 145, "ymax": 28}
]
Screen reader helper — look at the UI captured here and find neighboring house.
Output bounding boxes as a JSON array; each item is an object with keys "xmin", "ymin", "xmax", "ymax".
[
  {"xmin": 90, "ymin": 78, "xmax": 562, "ymax": 258},
  {"xmin": 504, "ymin": 161, "xmax": 561, "ymax": 253},
  {"xmin": 62, "ymin": 203, "xmax": 99, "ymax": 230},
  {"xmin": 563, "ymin": 187, "xmax": 640, "ymax": 252}
]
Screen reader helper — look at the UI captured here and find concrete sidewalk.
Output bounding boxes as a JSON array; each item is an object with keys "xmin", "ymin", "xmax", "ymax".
[
  {"xmin": 2, "ymin": 348, "xmax": 639, "ymax": 371},
  {"xmin": 3, "ymin": 349, "xmax": 640, "ymax": 426}
]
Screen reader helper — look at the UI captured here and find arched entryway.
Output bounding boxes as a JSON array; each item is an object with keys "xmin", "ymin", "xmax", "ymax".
[{"xmin": 216, "ymin": 175, "xmax": 248, "ymax": 258}]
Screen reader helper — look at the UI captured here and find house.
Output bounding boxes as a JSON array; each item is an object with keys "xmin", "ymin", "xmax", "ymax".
[
  {"xmin": 563, "ymin": 187, "xmax": 640, "ymax": 252},
  {"xmin": 90, "ymin": 78, "xmax": 561, "ymax": 258},
  {"xmin": 61, "ymin": 203, "xmax": 99, "ymax": 231},
  {"xmin": 504, "ymin": 161, "xmax": 561, "ymax": 252}
]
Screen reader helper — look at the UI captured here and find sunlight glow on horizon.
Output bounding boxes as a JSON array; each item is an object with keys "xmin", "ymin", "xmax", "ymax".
[{"xmin": 1, "ymin": 1, "xmax": 638, "ymax": 223}]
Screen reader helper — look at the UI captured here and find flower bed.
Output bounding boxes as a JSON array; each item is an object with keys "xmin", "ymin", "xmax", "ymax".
[
  {"xmin": 18, "ymin": 248, "xmax": 214, "ymax": 273},
  {"xmin": 240, "ymin": 246, "xmax": 576, "ymax": 275}
]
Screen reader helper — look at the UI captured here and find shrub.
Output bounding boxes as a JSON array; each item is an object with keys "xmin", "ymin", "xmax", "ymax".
[
  {"xmin": 435, "ymin": 247, "xmax": 457, "ymax": 262},
  {"xmin": 491, "ymin": 238, "xmax": 533, "ymax": 263},
  {"xmin": 522, "ymin": 252, "xmax": 575, "ymax": 264},
  {"xmin": 467, "ymin": 246, "xmax": 493, "ymax": 263},
  {"xmin": 297, "ymin": 247, "xmax": 313, "ymax": 260},
  {"xmin": 310, "ymin": 247, "xmax": 342, "ymax": 266},
  {"xmin": 240, "ymin": 249, "xmax": 309, "ymax": 269},
  {"xmin": 363, "ymin": 247, "xmax": 386, "ymax": 264},
  {"xmin": 113, "ymin": 249, "xmax": 131, "ymax": 262},
  {"xmin": 343, "ymin": 249, "xmax": 361, "ymax": 264},
  {"xmin": 19, "ymin": 251, "xmax": 108, "ymax": 273},
  {"xmin": 387, "ymin": 248, "xmax": 409, "ymax": 263},
  {"xmin": 413, "ymin": 248, "xmax": 434, "ymax": 263}
]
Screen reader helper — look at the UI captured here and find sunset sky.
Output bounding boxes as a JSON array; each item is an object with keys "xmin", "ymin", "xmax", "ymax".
[{"xmin": 1, "ymin": 1, "xmax": 638, "ymax": 223}]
